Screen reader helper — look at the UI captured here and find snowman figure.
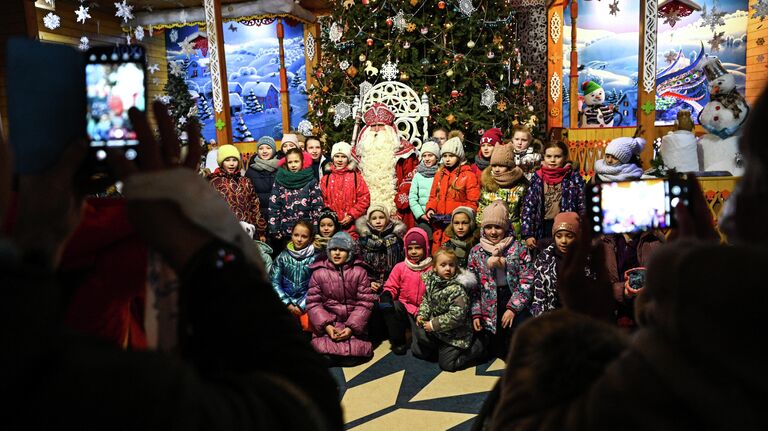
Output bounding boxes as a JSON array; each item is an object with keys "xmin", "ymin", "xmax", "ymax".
[
  {"xmin": 697, "ymin": 57, "xmax": 750, "ymax": 176},
  {"xmin": 578, "ymin": 81, "xmax": 617, "ymax": 128}
]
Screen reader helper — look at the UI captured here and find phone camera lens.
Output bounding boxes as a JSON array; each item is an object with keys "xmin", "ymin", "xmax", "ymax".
[
  {"xmin": 592, "ymin": 205, "xmax": 600, "ymax": 213},
  {"xmin": 671, "ymin": 197, "xmax": 680, "ymax": 207},
  {"xmin": 96, "ymin": 150, "xmax": 107, "ymax": 161},
  {"xmin": 593, "ymin": 226, "xmax": 601, "ymax": 232},
  {"xmin": 593, "ymin": 216, "xmax": 600, "ymax": 222},
  {"xmin": 125, "ymin": 149, "xmax": 137, "ymax": 160},
  {"xmin": 110, "ymin": 53, "xmax": 118, "ymax": 61},
  {"xmin": 672, "ymin": 185, "xmax": 682, "ymax": 195}
]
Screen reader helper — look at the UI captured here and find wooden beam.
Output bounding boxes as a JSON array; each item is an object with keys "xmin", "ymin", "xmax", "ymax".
[
  {"xmin": 547, "ymin": 1, "xmax": 565, "ymax": 130},
  {"xmin": 204, "ymin": 0, "xmax": 232, "ymax": 145},
  {"xmin": 277, "ymin": 18, "xmax": 290, "ymax": 134},
  {"xmin": 568, "ymin": 0, "xmax": 579, "ymax": 127},
  {"xmin": 636, "ymin": 0, "xmax": 657, "ymax": 168}
]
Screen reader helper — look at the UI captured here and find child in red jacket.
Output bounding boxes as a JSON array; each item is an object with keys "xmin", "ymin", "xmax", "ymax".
[
  {"xmin": 380, "ymin": 227, "xmax": 433, "ymax": 355},
  {"xmin": 320, "ymin": 141, "xmax": 371, "ymax": 238},
  {"xmin": 425, "ymin": 137, "xmax": 481, "ymax": 252}
]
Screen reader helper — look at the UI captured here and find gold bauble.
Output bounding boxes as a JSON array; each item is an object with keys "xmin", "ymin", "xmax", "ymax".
[
  {"xmin": 446, "ymin": 114, "xmax": 456, "ymax": 124},
  {"xmin": 446, "ymin": 69, "xmax": 454, "ymax": 77},
  {"xmin": 347, "ymin": 65, "xmax": 358, "ymax": 77}
]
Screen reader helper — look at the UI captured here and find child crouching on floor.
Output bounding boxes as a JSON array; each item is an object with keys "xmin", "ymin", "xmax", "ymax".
[
  {"xmin": 306, "ymin": 232, "xmax": 377, "ymax": 367},
  {"xmin": 380, "ymin": 227, "xmax": 433, "ymax": 355},
  {"xmin": 413, "ymin": 249, "xmax": 486, "ymax": 372},
  {"xmin": 271, "ymin": 220, "xmax": 317, "ymax": 331}
]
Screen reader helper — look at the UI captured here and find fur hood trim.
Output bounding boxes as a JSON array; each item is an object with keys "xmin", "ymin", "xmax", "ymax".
[
  {"xmin": 444, "ymin": 223, "xmax": 480, "ymax": 244},
  {"xmin": 355, "ymin": 215, "xmax": 407, "ymax": 238},
  {"xmin": 323, "ymin": 159, "xmax": 358, "ymax": 174},
  {"xmin": 456, "ymin": 269, "xmax": 478, "ymax": 290},
  {"xmin": 481, "ymin": 167, "xmax": 500, "ymax": 192}
]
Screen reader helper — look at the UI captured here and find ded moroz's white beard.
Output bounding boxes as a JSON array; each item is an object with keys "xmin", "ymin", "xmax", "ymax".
[{"xmin": 356, "ymin": 126, "xmax": 399, "ymax": 216}]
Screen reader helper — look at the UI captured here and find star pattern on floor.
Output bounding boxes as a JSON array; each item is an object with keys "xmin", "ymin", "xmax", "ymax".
[{"xmin": 331, "ymin": 341, "xmax": 504, "ymax": 430}]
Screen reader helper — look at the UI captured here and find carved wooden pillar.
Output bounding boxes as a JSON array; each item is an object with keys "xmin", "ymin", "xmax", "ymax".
[
  {"xmin": 568, "ymin": 0, "xmax": 579, "ymax": 128},
  {"xmin": 547, "ymin": 1, "xmax": 564, "ymax": 130},
  {"xmin": 277, "ymin": 18, "xmax": 290, "ymax": 134},
  {"xmin": 637, "ymin": 0, "xmax": 658, "ymax": 167},
  {"xmin": 203, "ymin": 0, "xmax": 231, "ymax": 145}
]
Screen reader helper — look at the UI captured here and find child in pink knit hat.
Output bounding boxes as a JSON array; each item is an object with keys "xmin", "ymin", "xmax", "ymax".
[{"xmin": 530, "ymin": 212, "xmax": 580, "ymax": 317}]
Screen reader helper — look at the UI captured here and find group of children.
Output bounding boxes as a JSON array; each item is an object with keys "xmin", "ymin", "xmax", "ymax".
[{"xmin": 204, "ymin": 124, "xmax": 655, "ymax": 370}]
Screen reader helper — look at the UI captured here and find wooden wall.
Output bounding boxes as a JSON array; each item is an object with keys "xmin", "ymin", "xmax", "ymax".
[
  {"xmin": 747, "ymin": 0, "xmax": 768, "ymax": 104},
  {"xmin": 0, "ymin": 0, "xmax": 36, "ymax": 134}
]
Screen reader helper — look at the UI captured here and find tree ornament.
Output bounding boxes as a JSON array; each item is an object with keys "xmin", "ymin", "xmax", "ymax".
[
  {"xmin": 487, "ymin": 51, "xmax": 495, "ymax": 59},
  {"xmin": 446, "ymin": 69, "xmax": 454, "ymax": 77},
  {"xmin": 438, "ymin": 1, "xmax": 446, "ymax": 9},
  {"xmin": 367, "ymin": 38, "xmax": 374, "ymax": 46},
  {"xmin": 362, "ymin": 0, "xmax": 368, "ymax": 5},
  {"xmin": 480, "ymin": 85, "xmax": 497, "ymax": 110},
  {"xmin": 347, "ymin": 65, "xmax": 358, "ymax": 77},
  {"xmin": 400, "ymin": 72, "xmax": 409, "ymax": 81},
  {"xmin": 386, "ymin": 17, "xmax": 394, "ymax": 26},
  {"xmin": 322, "ymin": 85, "xmax": 330, "ymax": 93},
  {"xmin": 393, "ymin": 10, "xmax": 407, "ymax": 32},
  {"xmin": 459, "ymin": 0, "xmax": 476, "ymax": 17},
  {"xmin": 497, "ymin": 100, "xmax": 507, "ymax": 112},
  {"xmin": 420, "ymin": 26, "xmax": 429, "ymax": 35},
  {"xmin": 298, "ymin": 120, "xmax": 313, "ymax": 136},
  {"xmin": 381, "ymin": 60, "xmax": 399, "ymax": 80},
  {"xmin": 333, "ymin": 101, "xmax": 352, "ymax": 127},
  {"xmin": 360, "ymin": 80, "xmax": 373, "ymax": 98},
  {"xmin": 403, "ymin": 41, "xmax": 411, "ymax": 49},
  {"xmin": 406, "ymin": 23, "xmax": 416, "ymax": 32},
  {"xmin": 359, "ymin": 54, "xmax": 367, "ymax": 62},
  {"xmin": 340, "ymin": 60, "xmax": 350, "ymax": 70},
  {"xmin": 329, "ymin": 22, "xmax": 343, "ymax": 43},
  {"xmin": 446, "ymin": 114, "xmax": 456, "ymax": 124},
  {"xmin": 410, "ymin": 0, "xmax": 419, "ymax": 5},
  {"xmin": 451, "ymin": 89, "xmax": 459, "ymax": 98},
  {"xmin": 658, "ymin": 0, "xmax": 702, "ymax": 27},
  {"xmin": 423, "ymin": 85, "xmax": 431, "ymax": 93},
  {"xmin": 444, "ymin": 22, "xmax": 453, "ymax": 30},
  {"xmin": 467, "ymin": 40, "xmax": 475, "ymax": 48}
]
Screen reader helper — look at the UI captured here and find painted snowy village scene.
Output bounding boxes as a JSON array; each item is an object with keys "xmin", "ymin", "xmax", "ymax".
[
  {"xmin": 165, "ymin": 20, "xmax": 308, "ymax": 142},
  {"xmin": 562, "ymin": 0, "xmax": 748, "ymax": 128}
]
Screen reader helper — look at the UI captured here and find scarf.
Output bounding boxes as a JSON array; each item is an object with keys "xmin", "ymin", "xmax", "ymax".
[
  {"xmin": 474, "ymin": 153, "xmax": 490, "ymax": 171},
  {"xmin": 594, "ymin": 160, "xmax": 644, "ymax": 182},
  {"xmin": 537, "ymin": 165, "xmax": 572, "ymax": 186},
  {"xmin": 249, "ymin": 157, "xmax": 278, "ymax": 173},
  {"xmin": 492, "ymin": 167, "xmax": 524, "ymax": 187},
  {"xmin": 313, "ymin": 234, "xmax": 331, "ymax": 250},
  {"xmin": 480, "ymin": 236, "xmax": 514, "ymax": 268},
  {"xmin": 416, "ymin": 160, "xmax": 438, "ymax": 178},
  {"xmin": 448, "ymin": 237, "xmax": 469, "ymax": 260},
  {"xmin": 287, "ymin": 241, "xmax": 316, "ymax": 259},
  {"xmin": 406, "ymin": 256, "xmax": 433, "ymax": 272},
  {"xmin": 275, "ymin": 167, "xmax": 315, "ymax": 190}
]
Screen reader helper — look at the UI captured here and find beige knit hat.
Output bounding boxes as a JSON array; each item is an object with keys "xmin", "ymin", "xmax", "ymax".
[
  {"xmin": 490, "ymin": 143, "xmax": 516, "ymax": 168},
  {"xmin": 481, "ymin": 200, "xmax": 509, "ymax": 229}
]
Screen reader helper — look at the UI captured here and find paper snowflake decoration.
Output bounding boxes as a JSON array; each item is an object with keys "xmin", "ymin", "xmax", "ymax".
[
  {"xmin": 459, "ymin": 0, "xmax": 476, "ymax": 17},
  {"xmin": 700, "ymin": 4, "xmax": 725, "ymax": 32},
  {"xmin": 114, "ymin": 0, "xmax": 134, "ymax": 23},
  {"xmin": 153, "ymin": 95, "xmax": 171, "ymax": 104},
  {"xmin": 169, "ymin": 61, "xmax": 184, "ymax": 77},
  {"xmin": 709, "ymin": 31, "xmax": 725, "ymax": 52},
  {"xmin": 134, "ymin": 25, "xmax": 145, "ymax": 41},
  {"xmin": 169, "ymin": 29, "xmax": 179, "ymax": 43},
  {"xmin": 661, "ymin": 9, "xmax": 681, "ymax": 27},
  {"xmin": 360, "ymin": 80, "xmax": 373, "ymax": 98},
  {"xmin": 179, "ymin": 39, "xmax": 195, "ymax": 58},
  {"xmin": 152, "ymin": 77, "xmax": 161, "ymax": 86},
  {"xmin": 148, "ymin": 63, "xmax": 159, "ymax": 74},
  {"xmin": 340, "ymin": 60, "xmax": 350, "ymax": 70},
  {"xmin": 480, "ymin": 85, "xmax": 497, "ymax": 111},
  {"xmin": 75, "ymin": 5, "xmax": 91, "ymax": 24},
  {"xmin": 297, "ymin": 120, "xmax": 313, "ymax": 136},
  {"xmin": 608, "ymin": 0, "xmax": 620, "ymax": 16},
  {"xmin": 380, "ymin": 60, "xmax": 399, "ymax": 81},
  {"xmin": 45, "ymin": 0, "xmax": 55, "ymax": 5},
  {"xmin": 78, "ymin": 36, "xmax": 90, "ymax": 51},
  {"xmin": 393, "ymin": 10, "xmax": 407, "ymax": 32},
  {"xmin": 178, "ymin": 116, "xmax": 187, "ymax": 126},
  {"xmin": 753, "ymin": 0, "xmax": 768, "ymax": 21},
  {"xmin": 664, "ymin": 50, "xmax": 678, "ymax": 64},
  {"xmin": 329, "ymin": 22, "xmax": 343, "ymax": 43},
  {"xmin": 757, "ymin": 54, "xmax": 766, "ymax": 63},
  {"xmin": 43, "ymin": 13, "xmax": 61, "ymax": 30},
  {"xmin": 333, "ymin": 101, "xmax": 352, "ymax": 127}
]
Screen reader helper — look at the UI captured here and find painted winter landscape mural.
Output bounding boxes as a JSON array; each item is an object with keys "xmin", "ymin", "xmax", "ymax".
[
  {"xmin": 165, "ymin": 19, "xmax": 307, "ymax": 143},
  {"xmin": 561, "ymin": 0, "xmax": 748, "ymax": 128}
]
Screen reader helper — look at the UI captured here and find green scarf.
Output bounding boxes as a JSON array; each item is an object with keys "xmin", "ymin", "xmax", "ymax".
[{"xmin": 275, "ymin": 167, "xmax": 315, "ymax": 190}]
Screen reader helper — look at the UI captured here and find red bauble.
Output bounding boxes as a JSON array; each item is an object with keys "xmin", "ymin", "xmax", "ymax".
[
  {"xmin": 386, "ymin": 17, "xmax": 393, "ymax": 26},
  {"xmin": 362, "ymin": 0, "xmax": 369, "ymax": 5},
  {"xmin": 438, "ymin": 1, "xmax": 446, "ymax": 9},
  {"xmin": 451, "ymin": 90, "xmax": 459, "ymax": 98},
  {"xmin": 367, "ymin": 38, "xmax": 374, "ymax": 46}
]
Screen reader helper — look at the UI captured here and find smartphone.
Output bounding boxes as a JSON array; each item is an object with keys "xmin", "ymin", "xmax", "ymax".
[
  {"xmin": 84, "ymin": 45, "xmax": 146, "ymax": 173},
  {"xmin": 587, "ymin": 176, "xmax": 689, "ymax": 235}
]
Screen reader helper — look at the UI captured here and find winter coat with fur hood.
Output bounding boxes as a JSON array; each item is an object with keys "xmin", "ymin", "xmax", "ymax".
[
  {"xmin": 477, "ymin": 168, "xmax": 528, "ymax": 239},
  {"xmin": 493, "ymin": 242, "xmax": 768, "ymax": 431},
  {"xmin": 320, "ymin": 162, "xmax": 370, "ymax": 234},
  {"xmin": 467, "ymin": 239, "xmax": 533, "ymax": 334},
  {"xmin": 441, "ymin": 224, "xmax": 481, "ymax": 268},
  {"xmin": 271, "ymin": 245, "xmax": 318, "ymax": 310},
  {"xmin": 418, "ymin": 270, "xmax": 477, "ymax": 349},
  {"xmin": 383, "ymin": 227, "xmax": 432, "ymax": 316},
  {"xmin": 306, "ymin": 257, "xmax": 377, "ymax": 358},
  {"xmin": 356, "ymin": 217, "xmax": 407, "ymax": 283},
  {"xmin": 521, "ymin": 167, "xmax": 585, "ymax": 240}
]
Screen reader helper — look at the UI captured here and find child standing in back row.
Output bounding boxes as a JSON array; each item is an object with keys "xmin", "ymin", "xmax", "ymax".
[
  {"xmin": 320, "ymin": 141, "xmax": 370, "ymax": 238},
  {"xmin": 409, "ymin": 140, "xmax": 441, "ymax": 238},
  {"xmin": 477, "ymin": 142, "xmax": 528, "ymax": 239},
  {"xmin": 510, "ymin": 125, "xmax": 542, "ymax": 181}
]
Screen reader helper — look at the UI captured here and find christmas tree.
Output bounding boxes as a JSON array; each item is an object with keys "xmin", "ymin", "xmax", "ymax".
[
  {"xmin": 244, "ymin": 89, "xmax": 264, "ymax": 114},
  {"xmin": 307, "ymin": 0, "xmax": 543, "ymax": 148},
  {"xmin": 164, "ymin": 62, "xmax": 199, "ymax": 137},
  {"xmin": 235, "ymin": 114, "xmax": 255, "ymax": 142}
]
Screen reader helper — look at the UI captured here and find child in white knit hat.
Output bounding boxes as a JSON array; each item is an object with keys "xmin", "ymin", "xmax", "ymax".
[
  {"xmin": 409, "ymin": 140, "xmax": 441, "ymax": 238},
  {"xmin": 319, "ymin": 141, "xmax": 370, "ymax": 238},
  {"xmin": 594, "ymin": 137, "xmax": 645, "ymax": 182}
]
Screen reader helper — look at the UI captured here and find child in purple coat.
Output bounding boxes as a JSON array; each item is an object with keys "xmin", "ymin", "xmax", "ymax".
[{"xmin": 306, "ymin": 232, "xmax": 377, "ymax": 367}]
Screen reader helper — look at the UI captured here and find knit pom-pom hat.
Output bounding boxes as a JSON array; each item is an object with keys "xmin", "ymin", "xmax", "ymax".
[{"xmin": 605, "ymin": 137, "xmax": 645, "ymax": 164}]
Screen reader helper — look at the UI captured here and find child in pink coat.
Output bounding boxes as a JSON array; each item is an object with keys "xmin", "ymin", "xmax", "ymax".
[{"xmin": 380, "ymin": 227, "xmax": 433, "ymax": 355}]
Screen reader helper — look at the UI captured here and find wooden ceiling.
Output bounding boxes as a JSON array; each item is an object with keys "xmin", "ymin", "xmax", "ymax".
[{"xmin": 66, "ymin": 0, "xmax": 331, "ymax": 15}]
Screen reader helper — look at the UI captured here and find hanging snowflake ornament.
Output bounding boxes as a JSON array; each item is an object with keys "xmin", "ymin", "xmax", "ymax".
[
  {"xmin": 333, "ymin": 101, "xmax": 351, "ymax": 127},
  {"xmin": 169, "ymin": 29, "xmax": 179, "ymax": 43},
  {"xmin": 658, "ymin": 0, "xmax": 701, "ymax": 27},
  {"xmin": 148, "ymin": 63, "xmax": 160, "ymax": 74},
  {"xmin": 393, "ymin": 10, "xmax": 407, "ymax": 32},
  {"xmin": 43, "ymin": 13, "xmax": 61, "ymax": 30},
  {"xmin": 662, "ymin": 10, "xmax": 682, "ymax": 27},
  {"xmin": 700, "ymin": 3, "xmax": 725, "ymax": 32},
  {"xmin": 75, "ymin": 5, "xmax": 91, "ymax": 24},
  {"xmin": 298, "ymin": 120, "xmax": 313, "ymax": 136},
  {"xmin": 126, "ymin": 34, "xmax": 132, "ymax": 45},
  {"xmin": 329, "ymin": 22, "xmax": 343, "ymax": 43},
  {"xmin": 380, "ymin": 60, "xmax": 399, "ymax": 81},
  {"xmin": 169, "ymin": 61, "xmax": 184, "ymax": 77},
  {"xmin": 359, "ymin": 80, "xmax": 373, "ymax": 98},
  {"xmin": 133, "ymin": 25, "xmax": 144, "ymax": 41},
  {"xmin": 480, "ymin": 85, "xmax": 497, "ymax": 111},
  {"xmin": 664, "ymin": 50, "xmax": 678, "ymax": 64},
  {"xmin": 459, "ymin": 0, "xmax": 476, "ymax": 17},
  {"xmin": 179, "ymin": 39, "xmax": 195, "ymax": 58},
  {"xmin": 114, "ymin": 0, "xmax": 134, "ymax": 23},
  {"xmin": 151, "ymin": 77, "xmax": 161, "ymax": 86},
  {"xmin": 754, "ymin": 0, "xmax": 768, "ymax": 21},
  {"xmin": 339, "ymin": 60, "xmax": 350, "ymax": 70},
  {"xmin": 178, "ymin": 116, "xmax": 187, "ymax": 126},
  {"xmin": 78, "ymin": 36, "xmax": 90, "ymax": 51},
  {"xmin": 608, "ymin": 0, "xmax": 620, "ymax": 16},
  {"xmin": 708, "ymin": 31, "xmax": 725, "ymax": 52}
]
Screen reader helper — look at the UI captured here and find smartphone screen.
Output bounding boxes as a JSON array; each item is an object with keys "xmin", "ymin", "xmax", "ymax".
[
  {"xmin": 590, "ymin": 178, "xmax": 679, "ymax": 234},
  {"xmin": 85, "ymin": 47, "xmax": 145, "ymax": 162}
]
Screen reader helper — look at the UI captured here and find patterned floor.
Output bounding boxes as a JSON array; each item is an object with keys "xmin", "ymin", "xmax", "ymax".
[{"xmin": 330, "ymin": 341, "xmax": 505, "ymax": 430}]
